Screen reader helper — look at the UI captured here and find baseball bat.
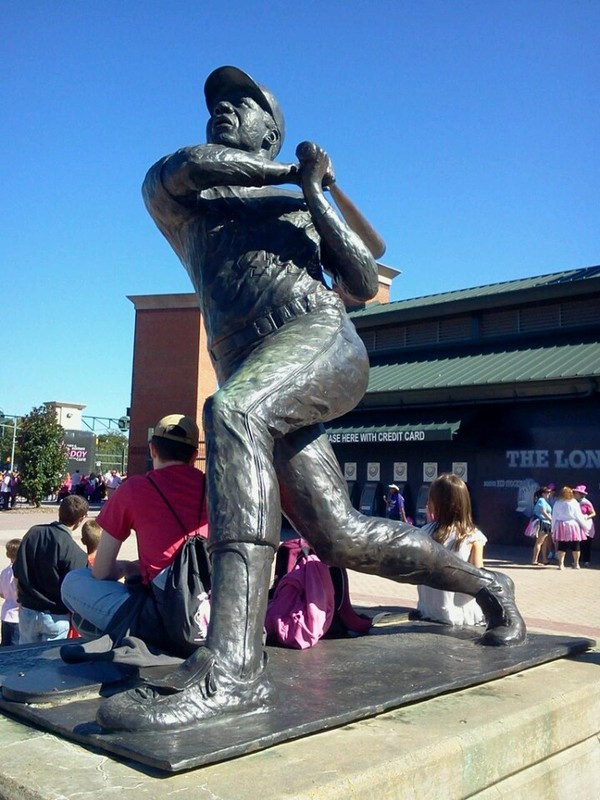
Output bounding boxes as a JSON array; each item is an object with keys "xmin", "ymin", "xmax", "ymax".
[{"xmin": 328, "ymin": 182, "xmax": 387, "ymax": 259}]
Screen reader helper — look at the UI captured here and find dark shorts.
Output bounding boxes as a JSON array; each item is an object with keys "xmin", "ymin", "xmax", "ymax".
[
  {"xmin": 557, "ymin": 541, "xmax": 580, "ymax": 552},
  {"xmin": 538, "ymin": 520, "xmax": 552, "ymax": 535}
]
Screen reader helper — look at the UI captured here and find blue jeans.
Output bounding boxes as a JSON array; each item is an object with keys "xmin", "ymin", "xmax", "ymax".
[
  {"xmin": 61, "ymin": 568, "xmax": 132, "ymax": 632},
  {"xmin": 18, "ymin": 607, "xmax": 71, "ymax": 643},
  {"xmin": 1, "ymin": 621, "xmax": 19, "ymax": 646}
]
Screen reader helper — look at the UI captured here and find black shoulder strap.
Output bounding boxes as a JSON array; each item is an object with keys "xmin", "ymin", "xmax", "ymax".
[{"xmin": 146, "ymin": 474, "xmax": 206, "ymax": 537}]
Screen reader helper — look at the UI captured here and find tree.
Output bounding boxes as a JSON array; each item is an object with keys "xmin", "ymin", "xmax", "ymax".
[
  {"xmin": 96, "ymin": 432, "xmax": 128, "ymax": 456},
  {"xmin": 17, "ymin": 405, "xmax": 67, "ymax": 506},
  {"xmin": 96, "ymin": 432, "xmax": 128, "ymax": 473}
]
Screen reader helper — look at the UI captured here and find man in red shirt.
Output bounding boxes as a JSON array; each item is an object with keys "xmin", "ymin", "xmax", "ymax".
[{"xmin": 61, "ymin": 414, "xmax": 207, "ymax": 641}]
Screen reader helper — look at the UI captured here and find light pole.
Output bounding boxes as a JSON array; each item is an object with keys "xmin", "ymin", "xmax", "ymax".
[{"xmin": 0, "ymin": 412, "xmax": 19, "ymax": 471}]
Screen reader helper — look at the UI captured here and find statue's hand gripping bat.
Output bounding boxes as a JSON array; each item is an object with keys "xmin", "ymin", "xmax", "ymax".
[
  {"xmin": 296, "ymin": 141, "xmax": 386, "ymax": 260},
  {"xmin": 327, "ymin": 181, "xmax": 386, "ymax": 259}
]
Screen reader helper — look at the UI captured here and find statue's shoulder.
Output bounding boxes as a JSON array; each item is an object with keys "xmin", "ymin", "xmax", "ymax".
[
  {"xmin": 142, "ymin": 156, "xmax": 170, "ymax": 205},
  {"xmin": 141, "ymin": 155, "xmax": 197, "ymax": 229}
]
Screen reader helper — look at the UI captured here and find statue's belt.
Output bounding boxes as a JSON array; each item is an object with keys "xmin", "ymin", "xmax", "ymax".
[{"xmin": 209, "ymin": 296, "xmax": 319, "ymax": 361}]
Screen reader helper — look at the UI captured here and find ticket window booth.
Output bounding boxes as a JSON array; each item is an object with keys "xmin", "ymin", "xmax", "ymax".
[
  {"xmin": 346, "ymin": 481, "xmax": 361, "ymax": 510},
  {"xmin": 414, "ymin": 483, "xmax": 431, "ymax": 527},
  {"xmin": 359, "ymin": 482, "xmax": 384, "ymax": 517},
  {"xmin": 395, "ymin": 482, "xmax": 414, "ymax": 523},
  {"xmin": 382, "ymin": 482, "xmax": 414, "ymax": 521}
]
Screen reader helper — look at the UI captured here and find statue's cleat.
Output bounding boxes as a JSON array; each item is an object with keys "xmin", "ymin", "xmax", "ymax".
[
  {"xmin": 96, "ymin": 647, "xmax": 274, "ymax": 732},
  {"xmin": 475, "ymin": 571, "xmax": 527, "ymax": 646}
]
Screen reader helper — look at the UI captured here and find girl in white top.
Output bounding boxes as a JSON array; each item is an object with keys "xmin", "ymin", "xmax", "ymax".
[
  {"xmin": 416, "ymin": 473, "xmax": 487, "ymax": 626},
  {"xmin": 0, "ymin": 539, "xmax": 21, "ymax": 646}
]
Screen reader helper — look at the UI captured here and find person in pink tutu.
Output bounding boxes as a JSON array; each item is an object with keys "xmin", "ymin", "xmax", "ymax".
[
  {"xmin": 573, "ymin": 484, "xmax": 596, "ymax": 567},
  {"xmin": 551, "ymin": 486, "xmax": 589, "ymax": 570}
]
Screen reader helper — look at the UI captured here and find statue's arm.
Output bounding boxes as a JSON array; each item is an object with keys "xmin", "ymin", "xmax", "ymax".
[
  {"xmin": 159, "ymin": 144, "xmax": 299, "ymax": 199},
  {"xmin": 296, "ymin": 142, "xmax": 379, "ymax": 304},
  {"xmin": 142, "ymin": 144, "xmax": 301, "ymax": 260}
]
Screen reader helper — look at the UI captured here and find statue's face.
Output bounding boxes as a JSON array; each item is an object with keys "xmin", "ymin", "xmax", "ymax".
[{"xmin": 207, "ymin": 90, "xmax": 274, "ymax": 154}]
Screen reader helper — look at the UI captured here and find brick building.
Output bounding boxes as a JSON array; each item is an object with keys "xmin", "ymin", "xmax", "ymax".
[{"xmin": 126, "ymin": 294, "xmax": 216, "ymax": 476}]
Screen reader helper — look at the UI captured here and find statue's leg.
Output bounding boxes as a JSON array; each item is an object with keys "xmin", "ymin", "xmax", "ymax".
[
  {"xmin": 96, "ymin": 385, "xmax": 279, "ymax": 732},
  {"xmin": 274, "ymin": 426, "xmax": 526, "ymax": 647},
  {"xmin": 97, "ymin": 307, "xmax": 360, "ymax": 731},
  {"xmin": 96, "ymin": 305, "xmax": 523, "ymax": 733}
]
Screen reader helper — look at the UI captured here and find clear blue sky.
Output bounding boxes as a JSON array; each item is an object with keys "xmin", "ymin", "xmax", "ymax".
[{"xmin": 2, "ymin": 1, "xmax": 598, "ymax": 421}]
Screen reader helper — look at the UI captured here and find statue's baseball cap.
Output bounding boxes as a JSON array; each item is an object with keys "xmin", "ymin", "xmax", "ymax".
[
  {"xmin": 204, "ymin": 65, "xmax": 285, "ymax": 150},
  {"xmin": 152, "ymin": 414, "xmax": 199, "ymax": 449}
]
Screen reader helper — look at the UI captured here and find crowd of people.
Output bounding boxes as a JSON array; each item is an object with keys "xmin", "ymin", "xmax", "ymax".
[
  {"xmin": 0, "ymin": 416, "xmax": 202, "ymax": 648},
  {"xmin": 379, "ymin": 476, "xmax": 596, "ymax": 629},
  {"xmin": 0, "ymin": 467, "xmax": 125, "ymax": 510},
  {"xmin": 528, "ymin": 483, "xmax": 595, "ymax": 569},
  {"xmin": 0, "ymin": 440, "xmax": 596, "ymax": 648},
  {"xmin": 0, "ymin": 460, "xmax": 124, "ymax": 645},
  {"xmin": 0, "ymin": 470, "xmax": 21, "ymax": 510},
  {"xmin": 57, "ymin": 468, "xmax": 123, "ymax": 505},
  {"xmin": 0, "ymin": 497, "xmax": 103, "ymax": 646}
]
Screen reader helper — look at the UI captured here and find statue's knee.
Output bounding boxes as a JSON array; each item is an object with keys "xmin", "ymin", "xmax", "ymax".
[
  {"xmin": 397, "ymin": 527, "xmax": 429, "ymax": 563},
  {"xmin": 203, "ymin": 389, "xmax": 244, "ymax": 433},
  {"xmin": 203, "ymin": 391, "xmax": 222, "ymax": 431}
]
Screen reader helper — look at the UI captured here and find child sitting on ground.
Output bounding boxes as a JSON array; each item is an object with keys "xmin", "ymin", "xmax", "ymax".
[
  {"xmin": 81, "ymin": 519, "xmax": 102, "ymax": 567},
  {"xmin": 0, "ymin": 539, "xmax": 22, "ymax": 646},
  {"xmin": 64, "ymin": 520, "xmax": 104, "ymax": 640},
  {"xmin": 415, "ymin": 473, "xmax": 487, "ymax": 626}
]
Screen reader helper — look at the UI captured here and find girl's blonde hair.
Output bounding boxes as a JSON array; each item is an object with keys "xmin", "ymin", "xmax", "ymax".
[
  {"xmin": 427, "ymin": 473, "xmax": 476, "ymax": 550},
  {"xmin": 558, "ymin": 486, "xmax": 574, "ymax": 501}
]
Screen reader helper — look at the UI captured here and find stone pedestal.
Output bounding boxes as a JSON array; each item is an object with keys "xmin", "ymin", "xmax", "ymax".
[{"xmin": 0, "ymin": 646, "xmax": 597, "ymax": 798}]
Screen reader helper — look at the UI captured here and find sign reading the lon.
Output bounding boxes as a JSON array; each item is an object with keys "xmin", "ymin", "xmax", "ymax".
[{"xmin": 506, "ymin": 449, "xmax": 600, "ymax": 470}]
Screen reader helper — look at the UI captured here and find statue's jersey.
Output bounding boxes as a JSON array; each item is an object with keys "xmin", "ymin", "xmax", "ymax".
[{"xmin": 143, "ymin": 152, "xmax": 338, "ymax": 356}]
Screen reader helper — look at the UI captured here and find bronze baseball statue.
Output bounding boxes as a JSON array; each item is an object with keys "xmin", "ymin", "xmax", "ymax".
[{"xmin": 96, "ymin": 65, "xmax": 526, "ymax": 732}]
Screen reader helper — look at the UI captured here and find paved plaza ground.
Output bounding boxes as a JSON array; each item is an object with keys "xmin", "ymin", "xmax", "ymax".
[{"xmin": 1, "ymin": 503, "xmax": 597, "ymax": 643}]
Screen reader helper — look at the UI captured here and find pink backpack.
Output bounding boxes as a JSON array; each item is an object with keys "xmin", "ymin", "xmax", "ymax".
[{"xmin": 264, "ymin": 538, "xmax": 372, "ymax": 650}]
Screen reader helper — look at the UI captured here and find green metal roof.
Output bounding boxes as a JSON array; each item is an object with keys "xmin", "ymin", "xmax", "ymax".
[
  {"xmin": 350, "ymin": 265, "xmax": 600, "ymax": 321},
  {"xmin": 366, "ymin": 340, "xmax": 600, "ymax": 394}
]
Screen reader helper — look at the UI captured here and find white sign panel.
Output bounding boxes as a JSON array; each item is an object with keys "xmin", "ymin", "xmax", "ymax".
[
  {"xmin": 452, "ymin": 462, "xmax": 468, "ymax": 481},
  {"xmin": 367, "ymin": 462, "xmax": 381, "ymax": 482},
  {"xmin": 393, "ymin": 462, "xmax": 408, "ymax": 482},
  {"xmin": 344, "ymin": 462, "xmax": 357, "ymax": 480},
  {"xmin": 423, "ymin": 462, "xmax": 438, "ymax": 482}
]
